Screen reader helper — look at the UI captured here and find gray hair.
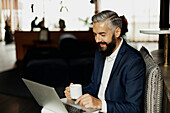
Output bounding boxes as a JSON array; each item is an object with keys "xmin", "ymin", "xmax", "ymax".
[{"xmin": 92, "ymin": 10, "xmax": 122, "ymax": 31}]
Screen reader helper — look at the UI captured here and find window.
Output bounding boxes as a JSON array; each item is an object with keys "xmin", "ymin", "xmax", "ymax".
[
  {"xmin": 0, "ymin": 0, "xmax": 160, "ymax": 42},
  {"xmin": 18, "ymin": 0, "xmax": 95, "ymax": 31},
  {"xmin": 101, "ymin": 0, "xmax": 160, "ymax": 41}
]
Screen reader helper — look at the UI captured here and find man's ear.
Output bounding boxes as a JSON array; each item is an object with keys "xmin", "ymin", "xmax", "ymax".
[{"xmin": 114, "ymin": 27, "xmax": 121, "ymax": 38}]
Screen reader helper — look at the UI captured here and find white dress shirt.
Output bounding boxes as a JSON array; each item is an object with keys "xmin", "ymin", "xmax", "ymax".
[{"xmin": 98, "ymin": 38, "xmax": 123, "ymax": 112}]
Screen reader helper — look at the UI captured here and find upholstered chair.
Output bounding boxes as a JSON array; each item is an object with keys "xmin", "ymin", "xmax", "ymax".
[{"xmin": 139, "ymin": 46, "xmax": 163, "ymax": 113}]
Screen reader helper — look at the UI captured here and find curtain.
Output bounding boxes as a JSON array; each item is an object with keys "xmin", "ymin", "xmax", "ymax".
[
  {"xmin": 1, "ymin": 0, "xmax": 18, "ymax": 39},
  {"xmin": 0, "ymin": 0, "xmax": 2, "ymax": 40}
]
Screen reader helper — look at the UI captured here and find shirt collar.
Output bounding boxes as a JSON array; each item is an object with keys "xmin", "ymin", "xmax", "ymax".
[{"xmin": 106, "ymin": 37, "xmax": 123, "ymax": 62}]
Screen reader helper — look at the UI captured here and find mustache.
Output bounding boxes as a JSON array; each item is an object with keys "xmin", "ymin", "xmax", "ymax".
[{"xmin": 97, "ymin": 42, "xmax": 107, "ymax": 45}]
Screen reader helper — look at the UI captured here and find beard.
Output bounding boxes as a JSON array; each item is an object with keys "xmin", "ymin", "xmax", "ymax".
[{"xmin": 97, "ymin": 34, "xmax": 117, "ymax": 57}]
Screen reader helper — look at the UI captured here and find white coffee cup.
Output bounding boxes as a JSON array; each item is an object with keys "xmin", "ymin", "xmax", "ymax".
[{"xmin": 70, "ymin": 84, "xmax": 82, "ymax": 99}]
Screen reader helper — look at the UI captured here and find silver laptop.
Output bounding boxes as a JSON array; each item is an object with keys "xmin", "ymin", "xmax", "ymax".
[{"xmin": 22, "ymin": 78, "xmax": 99, "ymax": 113}]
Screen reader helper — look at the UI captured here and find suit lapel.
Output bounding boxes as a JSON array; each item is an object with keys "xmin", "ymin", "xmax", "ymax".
[
  {"xmin": 97, "ymin": 55, "xmax": 105, "ymax": 86},
  {"xmin": 96, "ymin": 40, "xmax": 127, "ymax": 86},
  {"xmin": 110, "ymin": 40, "xmax": 127, "ymax": 78}
]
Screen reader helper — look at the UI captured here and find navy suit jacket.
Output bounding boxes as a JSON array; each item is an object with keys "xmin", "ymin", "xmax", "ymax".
[{"xmin": 83, "ymin": 40, "xmax": 146, "ymax": 113}]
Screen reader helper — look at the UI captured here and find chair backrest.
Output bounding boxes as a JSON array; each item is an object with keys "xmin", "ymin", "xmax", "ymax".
[
  {"xmin": 58, "ymin": 34, "xmax": 78, "ymax": 51},
  {"xmin": 58, "ymin": 34, "xmax": 79, "ymax": 58},
  {"xmin": 69, "ymin": 57, "xmax": 94, "ymax": 87},
  {"xmin": 24, "ymin": 58, "xmax": 70, "ymax": 89},
  {"xmin": 139, "ymin": 46, "xmax": 163, "ymax": 113}
]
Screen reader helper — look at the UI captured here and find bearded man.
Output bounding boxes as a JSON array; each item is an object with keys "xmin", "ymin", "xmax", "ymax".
[{"xmin": 64, "ymin": 10, "xmax": 146, "ymax": 113}]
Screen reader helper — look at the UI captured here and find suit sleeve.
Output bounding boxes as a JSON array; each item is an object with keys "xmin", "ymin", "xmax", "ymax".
[
  {"xmin": 82, "ymin": 50, "xmax": 102, "ymax": 97},
  {"xmin": 82, "ymin": 71, "xmax": 98, "ymax": 97},
  {"xmin": 106, "ymin": 57, "xmax": 146, "ymax": 113}
]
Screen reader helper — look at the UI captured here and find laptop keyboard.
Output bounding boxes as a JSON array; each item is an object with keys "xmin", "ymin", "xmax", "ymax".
[{"xmin": 64, "ymin": 104, "xmax": 86, "ymax": 113}]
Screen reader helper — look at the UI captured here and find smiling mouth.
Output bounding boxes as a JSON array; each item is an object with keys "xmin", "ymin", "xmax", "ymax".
[{"xmin": 100, "ymin": 43, "xmax": 106, "ymax": 47}]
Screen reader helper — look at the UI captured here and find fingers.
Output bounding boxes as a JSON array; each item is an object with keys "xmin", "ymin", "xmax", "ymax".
[
  {"xmin": 64, "ymin": 83, "xmax": 74, "ymax": 99},
  {"xmin": 80, "ymin": 98, "xmax": 89, "ymax": 107},
  {"xmin": 75, "ymin": 95, "xmax": 82, "ymax": 104},
  {"xmin": 64, "ymin": 85, "xmax": 71, "ymax": 99},
  {"xmin": 70, "ymin": 83, "xmax": 74, "ymax": 85},
  {"xmin": 75, "ymin": 94, "xmax": 102, "ymax": 109},
  {"xmin": 75, "ymin": 94, "xmax": 91, "ymax": 106}
]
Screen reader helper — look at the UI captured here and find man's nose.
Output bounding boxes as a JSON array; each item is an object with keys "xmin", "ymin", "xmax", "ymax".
[{"xmin": 95, "ymin": 35, "xmax": 102, "ymax": 43}]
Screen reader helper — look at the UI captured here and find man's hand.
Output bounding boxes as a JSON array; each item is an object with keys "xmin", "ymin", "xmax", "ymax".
[
  {"xmin": 64, "ymin": 83, "xmax": 74, "ymax": 99},
  {"xmin": 75, "ymin": 94, "xmax": 102, "ymax": 109}
]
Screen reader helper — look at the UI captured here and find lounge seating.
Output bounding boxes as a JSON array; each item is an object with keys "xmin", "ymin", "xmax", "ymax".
[
  {"xmin": 140, "ymin": 46, "xmax": 163, "ymax": 113},
  {"xmin": 24, "ymin": 58, "xmax": 70, "ymax": 88},
  {"xmin": 23, "ymin": 35, "xmax": 96, "ymax": 89}
]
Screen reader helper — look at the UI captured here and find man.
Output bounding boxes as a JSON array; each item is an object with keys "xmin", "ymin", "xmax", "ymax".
[
  {"xmin": 64, "ymin": 10, "xmax": 146, "ymax": 113},
  {"xmin": 31, "ymin": 16, "xmax": 38, "ymax": 31}
]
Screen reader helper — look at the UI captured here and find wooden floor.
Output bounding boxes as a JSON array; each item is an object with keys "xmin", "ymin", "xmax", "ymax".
[{"xmin": 0, "ymin": 41, "xmax": 42, "ymax": 113}]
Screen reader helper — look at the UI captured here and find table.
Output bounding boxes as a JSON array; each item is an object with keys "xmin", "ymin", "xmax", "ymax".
[
  {"xmin": 140, "ymin": 29, "xmax": 170, "ymax": 66},
  {"xmin": 0, "ymin": 93, "xmax": 41, "ymax": 113}
]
